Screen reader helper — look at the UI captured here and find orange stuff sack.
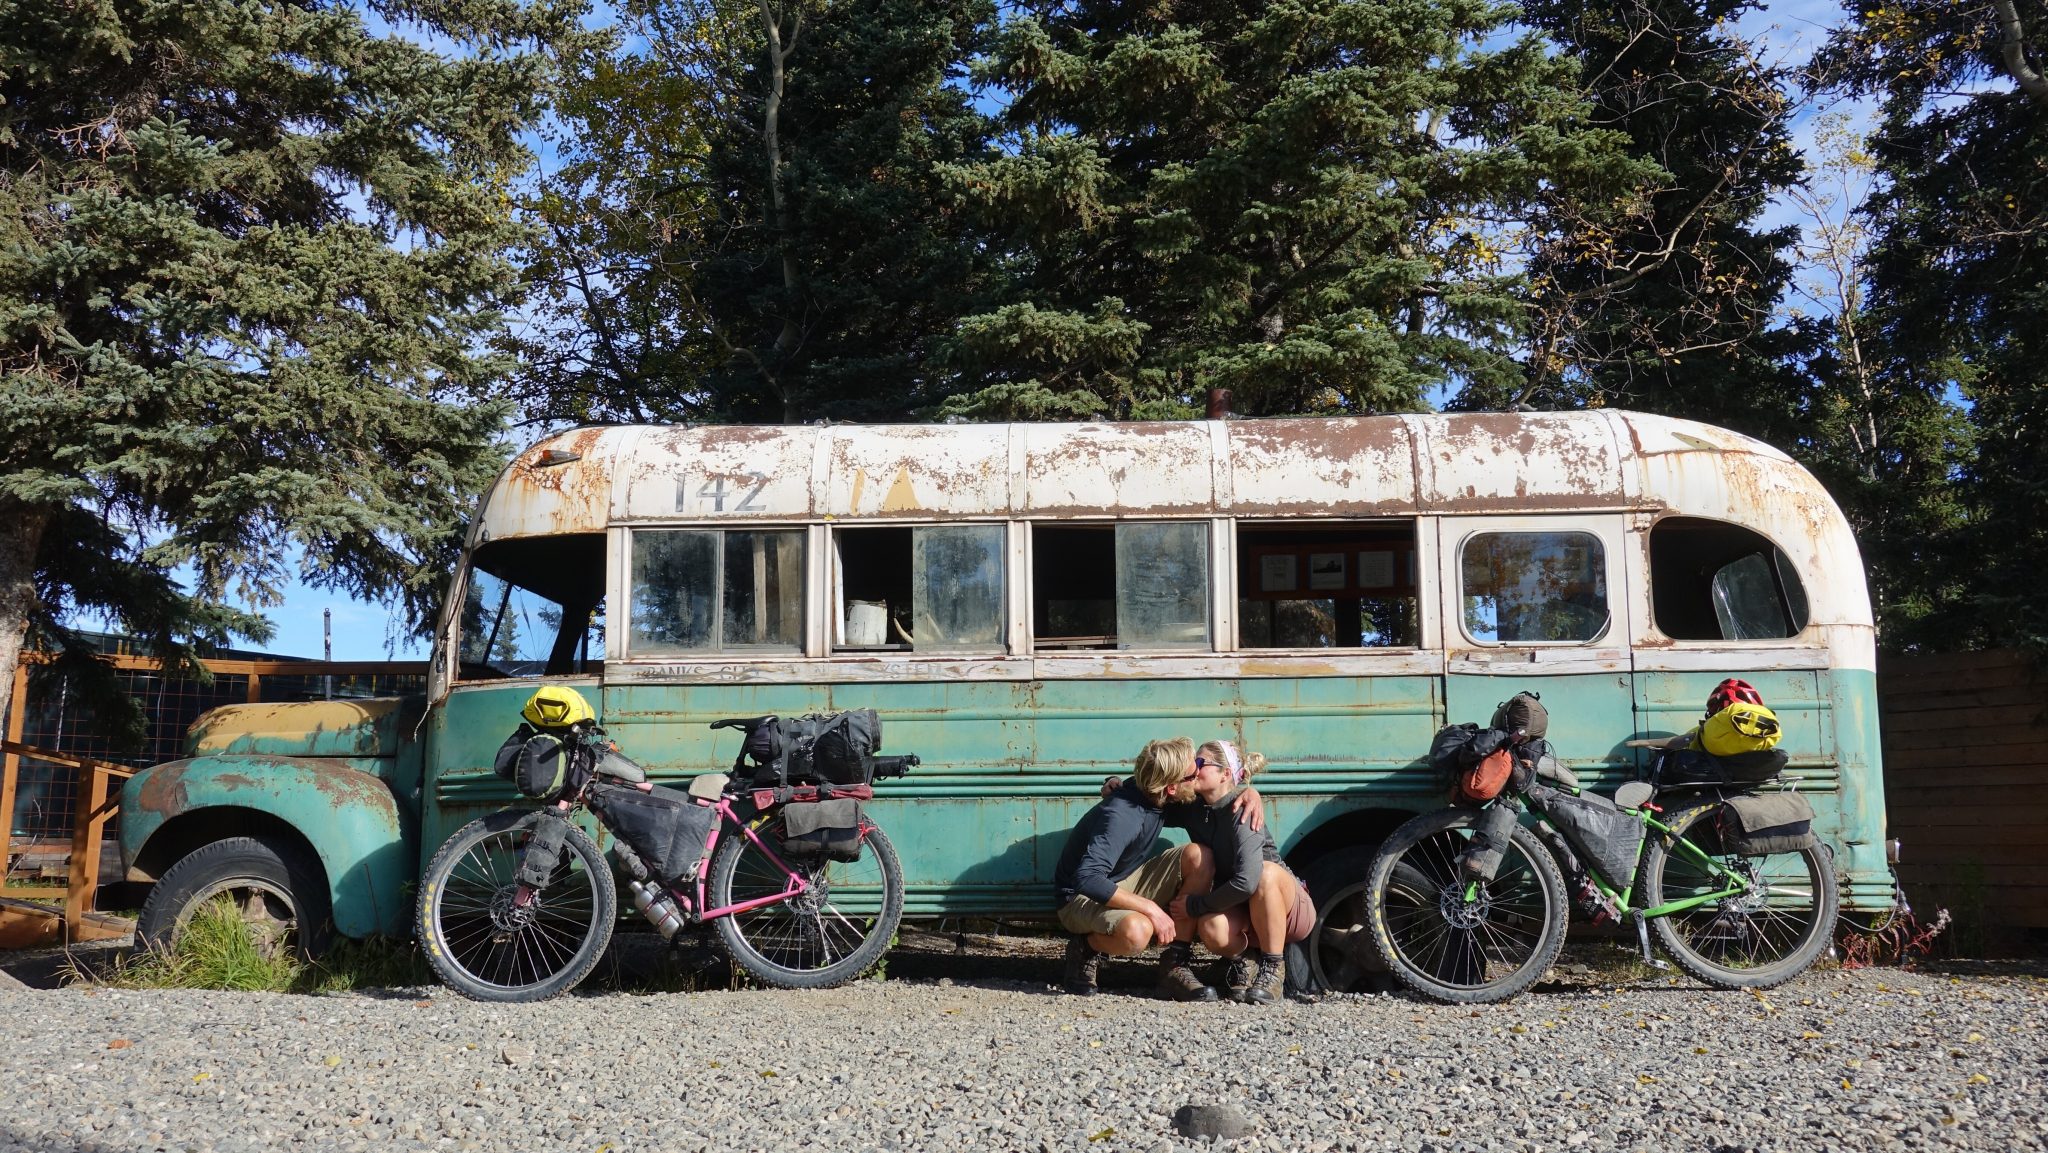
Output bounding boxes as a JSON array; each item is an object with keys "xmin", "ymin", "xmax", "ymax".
[{"xmin": 1457, "ymin": 746, "xmax": 1516, "ymax": 804}]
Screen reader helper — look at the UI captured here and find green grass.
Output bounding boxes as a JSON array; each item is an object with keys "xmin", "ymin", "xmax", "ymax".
[{"xmin": 74, "ymin": 898, "xmax": 430, "ymax": 994}]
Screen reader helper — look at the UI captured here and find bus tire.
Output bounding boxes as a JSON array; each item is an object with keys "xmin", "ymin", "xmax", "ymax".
[
  {"xmin": 135, "ymin": 835, "xmax": 333, "ymax": 962},
  {"xmin": 1302, "ymin": 844, "xmax": 1392, "ymax": 995}
]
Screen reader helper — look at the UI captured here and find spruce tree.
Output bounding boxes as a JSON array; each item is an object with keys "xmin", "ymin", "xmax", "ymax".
[
  {"xmin": 938, "ymin": 0, "xmax": 1655, "ymax": 420},
  {"xmin": 514, "ymin": 0, "xmax": 997, "ymax": 425},
  {"xmin": 1817, "ymin": 0, "xmax": 2048, "ymax": 648},
  {"xmin": 0, "ymin": 0, "xmax": 578, "ymax": 727}
]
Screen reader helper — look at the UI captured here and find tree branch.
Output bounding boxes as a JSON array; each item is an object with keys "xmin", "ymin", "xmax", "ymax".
[{"xmin": 1993, "ymin": 0, "xmax": 2048, "ymax": 105}]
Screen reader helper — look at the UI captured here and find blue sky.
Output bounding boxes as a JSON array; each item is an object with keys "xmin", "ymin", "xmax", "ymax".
[{"xmin": 189, "ymin": 0, "xmax": 1863, "ymax": 661}]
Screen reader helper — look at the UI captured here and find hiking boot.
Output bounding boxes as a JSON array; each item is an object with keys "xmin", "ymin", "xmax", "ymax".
[
  {"xmin": 1238, "ymin": 952, "xmax": 1284, "ymax": 1005},
  {"xmin": 1062, "ymin": 936, "xmax": 1101, "ymax": 996},
  {"xmin": 1217, "ymin": 954, "xmax": 1255, "ymax": 1001},
  {"xmin": 1156, "ymin": 944, "xmax": 1219, "ymax": 1002}
]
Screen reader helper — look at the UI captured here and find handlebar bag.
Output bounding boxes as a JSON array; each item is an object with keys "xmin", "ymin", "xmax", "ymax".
[
  {"xmin": 1490, "ymin": 691, "xmax": 1549, "ymax": 741},
  {"xmin": 495, "ymin": 724, "xmax": 599, "ymax": 801},
  {"xmin": 1534, "ymin": 786, "xmax": 1646, "ymax": 887},
  {"xmin": 589, "ymin": 783, "xmax": 716, "ymax": 885},
  {"xmin": 781, "ymin": 798, "xmax": 865, "ymax": 863},
  {"xmin": 1719, "ymin": 793, "xmax": 1817, "ymax": 856}
]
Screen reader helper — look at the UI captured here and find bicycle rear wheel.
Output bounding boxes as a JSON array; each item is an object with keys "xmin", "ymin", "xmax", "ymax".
[
  {"xmin": 416, "ymin": 809, "xmax": 616, "ymax": 1003},
  {"xmin": 1643, "ymin": 802, "xmax": 1837, "ymax": 989},
  {"xmin": 1366, "ymin": 808, "xmax": 1567, "ymax": 1004},
  {"xmin": 708, "ymin": 812, "xmax": 903, "ymax": 989}
]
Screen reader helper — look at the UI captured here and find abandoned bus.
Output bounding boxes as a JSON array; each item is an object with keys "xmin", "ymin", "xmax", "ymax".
[{"xmin": 120, "ymin": 412, "xmax": 1894, "ymax": 987}]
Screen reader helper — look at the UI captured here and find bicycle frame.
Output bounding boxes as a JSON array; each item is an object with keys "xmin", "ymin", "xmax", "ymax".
[
  {"xmin": 1528, "ymin": 795, "xmax": 1755, "ymax": 921},
  {"xmin": 686, "ymin": 795, "xmax": 811, "ymax": 922}
]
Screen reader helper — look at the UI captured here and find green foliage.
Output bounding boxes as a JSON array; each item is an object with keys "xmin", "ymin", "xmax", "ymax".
[
  {"xmin": 0, "ymin": 0, "xmax": 579, "ymax": 721},
  {"xmin": 512, "ymin": 0, "xmax": 999, "ymax": 425},
  {"xmin": 95, "ymin": 899, "xmax": 303, "ymax": 993},
  {"xmin": 939, "ymin": 0, "xmax": 1655, "ymax": 420},
  {"xmin": 1815, "ymin": 0, "xmax": 2048, "ymax": 650}
]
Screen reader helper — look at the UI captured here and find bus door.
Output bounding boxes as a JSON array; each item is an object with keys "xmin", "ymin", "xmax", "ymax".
[{"xmin": 1436, "ymin": 514, "xmax": 1637, "ymax": 787}]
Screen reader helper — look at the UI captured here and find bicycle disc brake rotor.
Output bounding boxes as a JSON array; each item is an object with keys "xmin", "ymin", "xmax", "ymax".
[
  {"xmin": 1438, "ymin": 882, "xmax": 1493, "ymax": 930},
  {"xmin": 487, "ymin": 887, "xmax": 539, "ymax": 940}
]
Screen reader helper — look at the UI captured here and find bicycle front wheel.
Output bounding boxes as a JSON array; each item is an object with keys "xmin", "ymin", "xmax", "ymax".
[
  {"xmin": 1366, "ymin": 808, "xmax": 1567, "ymax": 1004},
  {"xmin": 417, "ymin": 809, "xmax": 617, "ymax": 1003},
  {"xmin": 709, "ymin": 812, "xmax": 903, "ymax": 989},
  {"xmin": 1643, "ymin": 802, "xmax": 1837, "ymax": 989}
]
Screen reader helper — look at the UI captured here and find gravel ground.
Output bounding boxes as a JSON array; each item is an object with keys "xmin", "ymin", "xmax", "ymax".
[{"xmin": 3, "ymin": 945, "xmax": 2045, "ymax": 1153}]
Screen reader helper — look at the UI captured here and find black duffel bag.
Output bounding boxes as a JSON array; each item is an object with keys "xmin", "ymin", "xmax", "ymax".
[
  {"xmin": 588, "ymin": 782, "xmax": 717, "ymax": 884},
  {"xmin": 736, "ymin": 710, "xmax": 883, "ymax": 788},
  {"xmin": 781, "ymin": 798, "xmax": 865, "ymax": 863},
  {"xmin": 1719, "ymin": 792, "xmax": 1818, "ymax": 856},
  {"xmin": 1651, "ymin": 745, "xmax": 1787, "ymax": 790}
]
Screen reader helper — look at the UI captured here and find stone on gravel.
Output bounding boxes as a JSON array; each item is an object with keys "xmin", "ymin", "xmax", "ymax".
[{"xmin": 1173, "ymin": 1103, "xmax": 1251, "ymax": 1140}]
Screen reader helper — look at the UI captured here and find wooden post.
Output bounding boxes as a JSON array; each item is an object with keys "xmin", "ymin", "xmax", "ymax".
[
  {"xmin": 246, "ymin": 672, "xmax": 262, "ymax": 704},
  {"xmin": 63, "ymin": 763, "xmax": 109, "ymax": 938},
  {"xmin": 0, "ymin": 664, "xmax": 26, "ymax": 887}
]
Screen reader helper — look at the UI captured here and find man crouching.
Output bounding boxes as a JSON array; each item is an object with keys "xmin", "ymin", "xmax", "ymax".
[{"xmin": 1052, "ymin": 737, "xmax": 1218, "ymax": 1000}]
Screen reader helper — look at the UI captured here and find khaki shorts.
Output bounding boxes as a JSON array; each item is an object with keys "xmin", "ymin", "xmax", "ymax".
[{"xmin": 1057, "ymin": 848, "xmax": 1184, "ymax": 938}]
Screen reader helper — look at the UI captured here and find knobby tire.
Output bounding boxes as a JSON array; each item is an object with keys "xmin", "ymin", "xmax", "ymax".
[
  {"xmin": 417, "ymin": 809, "xmax": 617, "ymax": 1003},
  {"xmin": 1642, "ymin": 802, "xmax": 1838, "ymax": 989}
]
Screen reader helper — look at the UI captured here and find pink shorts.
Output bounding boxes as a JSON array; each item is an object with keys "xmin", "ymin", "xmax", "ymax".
[{"xmin": 1284, "ymin": 884, "xmax": 1317, "ymax": 943}]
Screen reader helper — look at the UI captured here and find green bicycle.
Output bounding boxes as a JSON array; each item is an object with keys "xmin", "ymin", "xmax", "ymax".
[{"xmin": 1364, "ymin": 766, "xmax": 1838, "ymax": 1004}]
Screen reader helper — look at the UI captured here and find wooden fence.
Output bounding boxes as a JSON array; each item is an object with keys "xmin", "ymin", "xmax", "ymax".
[{"xmin": 1879, "ymin": 649, "xmax": 2048, "ymax": 945}]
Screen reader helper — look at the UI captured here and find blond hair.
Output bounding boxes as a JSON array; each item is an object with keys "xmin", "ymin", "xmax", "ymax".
[
  {"xmin": 1196, "ymin": 739, "xmax": 1266, "ymax": 786},
  {"xmin": 1131, "ymin": 737, "xmax": 1195, "ymax": 801}
]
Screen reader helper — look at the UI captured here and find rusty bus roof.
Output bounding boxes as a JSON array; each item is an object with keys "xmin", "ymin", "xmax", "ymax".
[{"xmin": 476, "ymin": 411, "xmax": 1840, "ymax": 542}]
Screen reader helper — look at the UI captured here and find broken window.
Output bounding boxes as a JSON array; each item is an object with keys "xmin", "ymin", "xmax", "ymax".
[
  {"xmin": 1032, "ymin": 523, "xmax": 1210, "ymax": 650},
  {"xmin": 631, "ymin": 529, "xmax": 805, "ymax": 655},
  {"xmin": 834, "ymin": 525, "xmax": 1006, "ymax": 653},
  {"xmin": 457, "ymin": 534, "xmax": 606, "ymax": 680},
  {"xmin": 1648, "ymin": 517, "xmax": 1809, "ymax": 641},
  {"xmin": 1460, "ymin": 531, "xmax": 1609, "ymax": 644},
  {"xmin": 1238, "ymin": 522, "xmax": 1419, "ymax": 649}
]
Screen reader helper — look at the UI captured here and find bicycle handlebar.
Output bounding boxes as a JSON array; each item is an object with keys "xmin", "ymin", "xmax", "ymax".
[{"xmin": 870, "ymin": 754, "xmax": 919, "ymax": 780}]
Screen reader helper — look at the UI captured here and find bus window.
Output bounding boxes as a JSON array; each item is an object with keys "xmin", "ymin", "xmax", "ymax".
[
  {"xmin": 458, "ymin": 534, "xmax": 606, "ymax": 679},
  {"xmin": 1238, "ymin": 523, "xmax": 1419, "ymax": 648},
  {"xmin": 1032, "ymin": 523, "xmax": 1210, "ymax": 650},
  {"xmin": 1648, "ymin": 517, "xmax": 1810, "ymax": 640},
  {"xmin": 631, "ymin": 529, "xmax": 804, "ymax": 655},
  {"xmin": 1460, "ymin": 531, "xmax": 1608, "ymax": 644},
  {"xmin": 834, "ymin": 525, "xmax": 1006, "ymax": 653}
]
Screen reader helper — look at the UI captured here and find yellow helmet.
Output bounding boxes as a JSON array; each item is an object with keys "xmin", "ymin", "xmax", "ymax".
[{"xmin": 521, "ymin": 685, "xmax": 595, "ymax": 730}]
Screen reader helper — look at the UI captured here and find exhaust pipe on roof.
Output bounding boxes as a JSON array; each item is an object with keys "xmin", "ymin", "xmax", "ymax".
[{"xmin": 1206, "ymin": 389, "xmax": 1232, "ymax": 420}]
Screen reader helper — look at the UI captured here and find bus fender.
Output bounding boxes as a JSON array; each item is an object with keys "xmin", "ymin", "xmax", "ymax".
[{"xmin": 121, "ymin": 755, "xmax": 413, "ymax": 939}]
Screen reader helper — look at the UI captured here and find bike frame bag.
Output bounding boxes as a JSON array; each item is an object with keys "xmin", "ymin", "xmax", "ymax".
[
  {"xmin": 1531, "ymin": 785, "xmax": 1645, "ymax": 887},
  {"xmin": 589, "ymin": 782, "xmax": 717, "ymax": 885},
  {"xmin": 1719, "ymin": 792, "xmax": 1817, "ymax": 856}
]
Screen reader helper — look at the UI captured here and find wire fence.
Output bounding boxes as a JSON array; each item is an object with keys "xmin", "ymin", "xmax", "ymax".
[{"xmin": 3, "ymin": 656, "xmax": 427, "ymax": 892}]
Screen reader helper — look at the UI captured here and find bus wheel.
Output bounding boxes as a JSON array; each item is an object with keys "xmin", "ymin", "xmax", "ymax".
[
  {"xmin": 1303, "ymin": 845, "xmax": 1391, "ymax": 994},
  {"xmin": 135, "ymin": 836, "xmax": 332, "ymax": 962}
]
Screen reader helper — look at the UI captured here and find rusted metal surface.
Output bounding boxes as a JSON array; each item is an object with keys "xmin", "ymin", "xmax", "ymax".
[{"xmin": 187, "ymin": 698, "xmax": 414, "ymax": 759}]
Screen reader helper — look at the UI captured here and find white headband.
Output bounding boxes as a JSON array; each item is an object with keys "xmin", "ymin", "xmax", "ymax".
[{"xmin": 1216, "ymin": 741, "xmax": 1244, "ymax": 785}]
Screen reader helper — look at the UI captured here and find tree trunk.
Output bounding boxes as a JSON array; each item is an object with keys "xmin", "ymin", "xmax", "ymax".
[
  {"xmin": 0, "ymin": 504, "xmax": 47, "ymax": 734},
  {"xmin": 760, "ymin": 0, "xmax": 804, "ymax": 422}
]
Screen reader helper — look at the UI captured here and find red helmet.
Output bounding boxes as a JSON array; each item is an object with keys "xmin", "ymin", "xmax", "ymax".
[{"xmin": 1707, "ymin": 678, "xmax": 1764, "ymax": 715}]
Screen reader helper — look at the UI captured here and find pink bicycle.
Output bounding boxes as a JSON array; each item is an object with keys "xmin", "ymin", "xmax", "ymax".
[{"xmin": 417, "ymin": 714, "xmax": 915, "ymax": 1001}]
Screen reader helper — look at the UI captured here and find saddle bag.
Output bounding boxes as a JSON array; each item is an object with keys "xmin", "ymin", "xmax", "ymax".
[
  {"xmin": 781, "ymin": 798, "xmax": 865, "ymax": 863},
  {"xmin": 1652, "ymin": 746, "xmax": 1788, "ymax": 790},
  {"xmin": 739, "ymin": 710, "xmax": 883, "ymax": 788},
  {"xmin": 1719, "ymin": 792, "xmax": 1818, "ymax": 857},
  {"xmin": 1534, "ymin": 786, "xmax": 1645, "ymax": 886},
  {"xmin": 589, "ymin": 782, "xmax": 717, "ymax": 885}
]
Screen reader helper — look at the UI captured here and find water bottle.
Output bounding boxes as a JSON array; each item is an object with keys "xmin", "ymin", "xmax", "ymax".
[{"xmin": 629, "ymin": 879, "xmax": 687, "ymax": 939}]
